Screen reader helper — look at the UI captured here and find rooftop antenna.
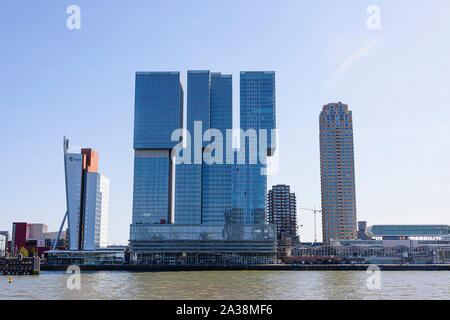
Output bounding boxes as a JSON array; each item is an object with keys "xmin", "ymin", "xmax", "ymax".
[{"xmin": 63, "ymin": 135, "xmax": 69, "ymax": 154}]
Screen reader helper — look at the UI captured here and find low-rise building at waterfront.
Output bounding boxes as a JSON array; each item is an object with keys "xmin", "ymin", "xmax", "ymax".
[
  {"xmin": 289, "ymin": 237, "xmax": 450, "ymax": 264},
  {"xmin": 0, "ymin": 232, "xmax": 7, "ymax": 256},
  {"xmin": 46, "ymin": 248, "xmax": 126, "ymax": 265},
  {"xmin": 366, "ymin": 224, "xmax": 450, "ymax": 240},
  {"xmin": 130, "ymin": 224, "xmax": 276, "ymax": 265},
  {"xmin": 9, "ymin": 222, "xmax": 66, "ymax": 256},
  {"xmin": 28, "ymin": 224, "xmax": 47, "ymax": 240}
]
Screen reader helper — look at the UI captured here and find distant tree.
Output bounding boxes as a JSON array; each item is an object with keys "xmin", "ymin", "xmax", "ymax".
[{"xmin": 19, "ymin": 247, "xmax": 29, "ymax": 258}]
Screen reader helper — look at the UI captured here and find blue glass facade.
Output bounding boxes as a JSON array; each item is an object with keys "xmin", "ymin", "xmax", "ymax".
[
  {"xmin": 202, "ymin": 73, "xmax": 233, "ymax": 224},
  {"xmin": 187, "ymin": 70, "xmax": 211, "ymax": 144},
  {"xmin": 130, "ymin": 224, "xmax": 277, "ymax": 265},
  {"xmin": 175, "ymin": 71, "xmax": 233, "ymax": 224},
  {"xmin": 133, "ymin": 150, "xmax": 172, "ymax": 224},
  {"xmin": 130, "ymin": 70, "xmax": 277, "ymax": 264},
  {"xmin": 131, "ymin": 72, "xmax": 183, "ymax": 231},
  {"xmin": 233, "ymin": 72, "xmax": 276, "ymax": 225},
  {"xmin": 239, "ymin": 71, "xmax": 276, "ymax": 154},
  {"xmin": 174, "ymin": 71, "xmax": 210, "ymax": 224},
  {"xmin": 134, "ymin": 72, "xmax": 183, "ymax": 149}
]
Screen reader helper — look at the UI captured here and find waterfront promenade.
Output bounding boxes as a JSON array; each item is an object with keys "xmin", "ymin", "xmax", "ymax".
[{"xmin": 40, "ymin": 263, "xmax": 450, "ymax": 272}]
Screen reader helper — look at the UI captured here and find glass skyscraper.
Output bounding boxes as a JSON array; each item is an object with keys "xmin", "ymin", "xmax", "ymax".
[
  {"xmin": 175, "ymin": 71, "xmax": 233, "ymax": 225},
  {"xmin": 202, "ymin": 72, "xmax": 233, "ymax": 224},
  {"xmin": 173, "ymin": 71, "xmax": 207, "ymax": 224},
  {"xmin": 130, "ymin": 70, "xmax": 276, "ymax": 265},
  {"xmin": 131, "ymin": 72, "xmax": 183, "ymax": 230},
  {"xmin": 319, "ymin": 102, "xmax": 357, "ymax": 243},
  {"xmin": 233, "ymin": 71, "xmax": 276, "ymax": 225}
]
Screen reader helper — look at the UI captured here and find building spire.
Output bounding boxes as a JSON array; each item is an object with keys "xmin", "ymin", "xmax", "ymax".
[{"xmin": 63, "ymin": 136, "xmax": 69, "ymax": 154}]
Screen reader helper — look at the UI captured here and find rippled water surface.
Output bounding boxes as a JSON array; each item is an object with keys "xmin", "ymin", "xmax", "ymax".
[{"xmin": 1, "ymin": 270, "xmax": 449, "ymax": 299}]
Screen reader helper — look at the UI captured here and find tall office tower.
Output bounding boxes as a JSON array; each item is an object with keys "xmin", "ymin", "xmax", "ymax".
[
  {"xmin": 175, "ymin": 71, "xmax": 209, "ymax": 224},
  {"xmin": 204, "ymin": 73, "xmax": 233, "ymax": 224},
  {"xmin": 175, "ymin": 71, "xmax": 233, "ymax": 224},
  {"xmin": 319, "ymin": 102, "xmax": 357, "ymax": 243},
  {"xmin": 84, "ymin": 172, "xmax": 110, "ymax": 249},
  {"xmin": 233, "ymin": 71, "xmax": 276, "ymax": 224},
  {"xmin": 130, "ymin": 72, "xmax": 184, "ymax": 247},
  {"xmin": 129, "ymin": 70, "xmax": 276, "ymax": 264},
  {"xmin": 267, "ymin": 185, "xmax": 298, "ymax": 242},
  {"xmin": 64, "ymin": 138, "xmax": 110, "ymax": 250}
]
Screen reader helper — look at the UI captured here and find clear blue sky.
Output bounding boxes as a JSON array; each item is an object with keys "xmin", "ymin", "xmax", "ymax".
[{"xmin": 1, "ymin": 0, "xmax": 449, "ymax": 244}]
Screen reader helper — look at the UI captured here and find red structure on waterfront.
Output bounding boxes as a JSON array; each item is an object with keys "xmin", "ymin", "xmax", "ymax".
[{"xmin": 8, "ymin": 222, "xmax": 66, "ymax": 256}]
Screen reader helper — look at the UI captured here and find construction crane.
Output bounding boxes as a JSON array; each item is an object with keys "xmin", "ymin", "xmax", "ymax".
[{"xmin": 299, "ymin": 207, "xmax": 322, "ymax": 243}]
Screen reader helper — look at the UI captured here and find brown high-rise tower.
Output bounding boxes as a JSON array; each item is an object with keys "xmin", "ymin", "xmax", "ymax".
[{"xmin": 319, "ymin": 102, "xmax": 357, "ymax": 243}]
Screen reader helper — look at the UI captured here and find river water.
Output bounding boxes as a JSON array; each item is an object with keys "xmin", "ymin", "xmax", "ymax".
[{"xmin": 1, "ymin": 270, "xmax": 449, "ymax": 300}]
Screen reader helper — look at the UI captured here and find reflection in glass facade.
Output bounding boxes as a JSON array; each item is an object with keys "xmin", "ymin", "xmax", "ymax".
[
  {"xmin": 202, "ymin": 73, "xmax": 233, "ymax": 224},
  {"xmin": 175, "ymin": 71, "xmax": 233, "ymax": 225},
  {"xmin": 174, "ymin": 71, "xmax": 210, "ymax": 224},
  {"xmin": 134, "ymin": 72, "xmax": 184, "ymax": 149},
  {"xmin": 130, "ymin": 224, "xmax": 276, "ymax": 265},
  {"xmin": 131, "ymin": 72, "xmax": 183, "ymax": 234},
  {"xmin": 233, "ymin": 72, "xmax": 276, "ymax": 225},
  {"xmin": 239, "ymin": 71, "xmax": 276, "ymax": 154},
  {"xmin": 133, "ymin": 150, "xmax": 171, "ymax": 224},
  {"xmin": 130, "ymin": 224, "xmax": 276, "ymax": 241},
  {"xmin": 130, "ymin": 70, "xmax": 277, "ymax": 265}
]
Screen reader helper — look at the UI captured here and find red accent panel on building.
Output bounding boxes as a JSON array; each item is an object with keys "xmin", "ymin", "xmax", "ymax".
[
  {"xmin": 81, "ymin": 148, "xmax": 98, "ymax": 172},
  {"xmin": 12, "ymin": 222, "xmax": 29, "ymax": 253}
]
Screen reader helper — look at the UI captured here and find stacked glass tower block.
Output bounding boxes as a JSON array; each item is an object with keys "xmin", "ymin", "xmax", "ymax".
[
  {"xmin": 131, "ymin": 72, "xmax": 184, "ymax": 228},
  {"xmin": 174, "ymin": 71, "xmax": 233, "ymax": 224},
  {"xmin": 130, "ymin": 70, "xmax": 277, "ymax": 264},
  {"xmin": 233, "ymin": 72, "xmax": 276, "ymax": 225}
]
